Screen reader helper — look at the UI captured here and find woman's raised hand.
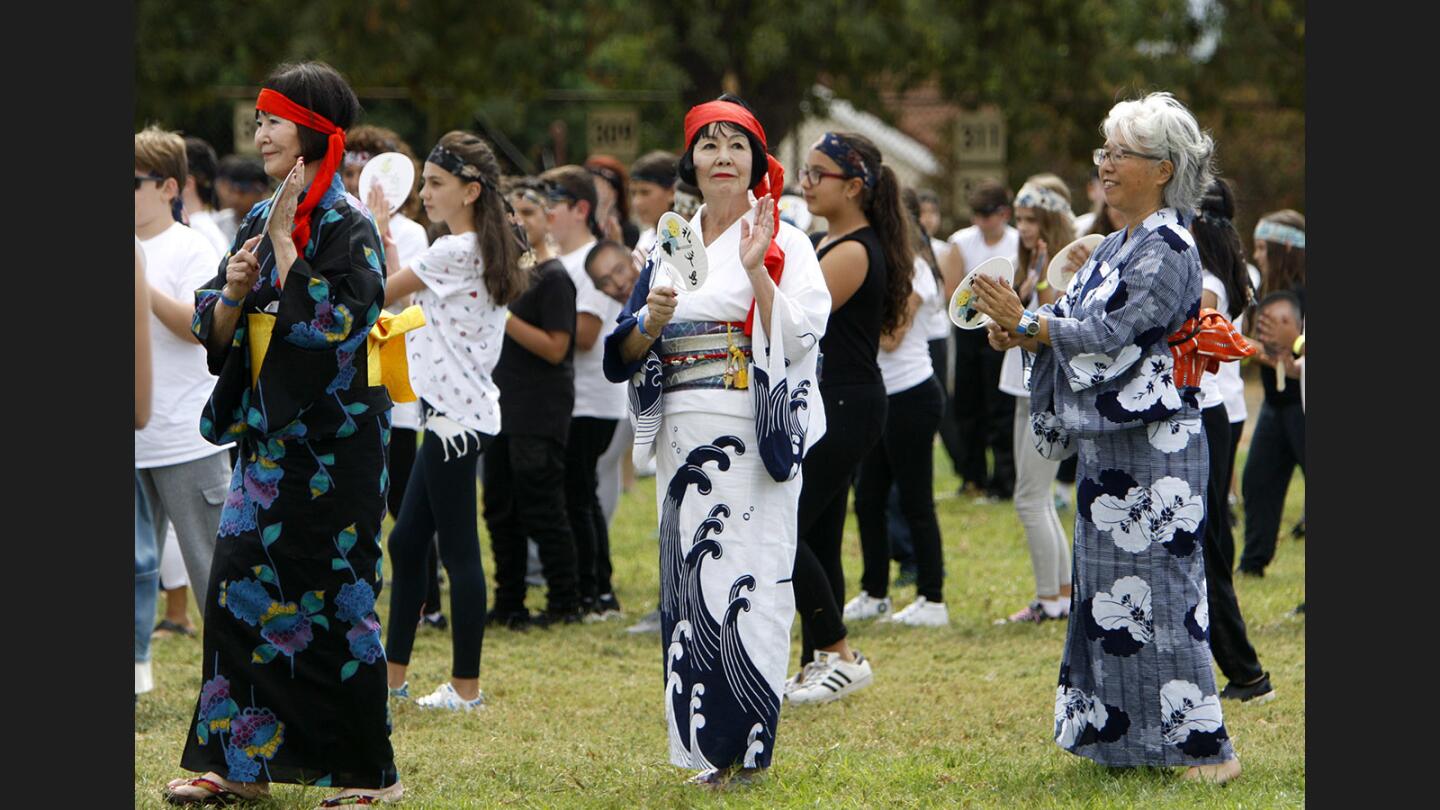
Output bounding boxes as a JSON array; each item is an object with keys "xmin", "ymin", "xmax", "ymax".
[
  {"xmin": 224, "ymin": 235, "xmax": 264, "ymax": 302},
  {"xmin": 738, "ymin": 196, "xmax": 775, "ymax": 273},
  {"xmin": 644, "ymin": 285, "xmax": 678, "ymax": 337},
  {"xmin": 366, "ymin": 182, "xmax": 391, "ymax": 238},
  {"xmin": 972, "ymin": 273, "xmax": 1025, "ymax": 330},
  {"xmin": 267, "ymin": 158, "xmax": 305, "ymax": 247}
]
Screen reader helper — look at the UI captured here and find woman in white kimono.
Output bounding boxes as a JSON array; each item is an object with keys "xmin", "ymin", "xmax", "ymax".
[
  {"xmin": 603, "ymin": 95, "xmax": 831, "ymax": 787},
  {"xmin": 971, "ymin": 92, "xmax": 1243, "ymax": 783}
]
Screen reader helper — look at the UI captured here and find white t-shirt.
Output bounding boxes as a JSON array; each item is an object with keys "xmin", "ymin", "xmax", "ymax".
[
  {"xmin": 388, "ymin": 213, "xmax": 430, "ymax": 431},
  {"xmin": 1218, "ymin": 264, "xmax": 1262, "ymax": 423},
  {"xmin": 559, "ymin": 239, "xmax": 627, "ymax": 420},
  {"xmin": 879, "ymin": 257, "xmax": 940, "ymax": 395},
  {"xmin": 135, "ymin": 223, "xmax": 231, "ymax": 468},
  {"xmin": 922, "ymin": 238, "xmax": 951, "ymax": 340},
  {"xmin": 1199, "ymin": 269, "xmax": 1231, "ymax": 410},
  {"xmin": 406, "ymin": 233, "xmax": 506, "ymax": 435},
  {"xmin": 948, "ymin": 224, "xmax": 1020, "ymax": 275},
  {"xmin": 636, "ymin": 227, "xmax": 658, "ymax": 257},
  {"xmin": 212, "ymin": 209, "xmax": 240, "ymax": 247},
  {"xmin": 998, "ymin": 284, "xmax": 1042, "ymax": 397},
  {"xmin": 187, "ymin": 210, "xmax": 231, "ymax": 255}
]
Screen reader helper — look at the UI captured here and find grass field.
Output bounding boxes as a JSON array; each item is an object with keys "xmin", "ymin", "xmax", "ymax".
[{"xmin": 136, "ymin": 436, "xmax": 1305, "ymax": 808}]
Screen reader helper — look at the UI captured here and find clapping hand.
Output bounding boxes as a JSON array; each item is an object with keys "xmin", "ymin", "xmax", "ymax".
[
  {"xmin": 972, "ymin": 273, "xmax": 1025, "ymax": 332},
  {"xmin": 739, "ymin": 197, "xmax": 775, "ymax": 274},
  {"xmin": 224, "ymin": 235, "xmax": 264, "ymax": 302}
]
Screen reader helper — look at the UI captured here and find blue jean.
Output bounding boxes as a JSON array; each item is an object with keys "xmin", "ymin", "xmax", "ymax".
[{"xmin": 135, "ymin": 474, "xmax": 158, "ymax": 664}]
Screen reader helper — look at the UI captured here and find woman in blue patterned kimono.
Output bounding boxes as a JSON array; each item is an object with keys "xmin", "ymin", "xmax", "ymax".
[
  {"xmin": 971, "ymin": 92, "xmax": 1242, "ymax": 783},
  {"xmin": 602, "ymin": 95, "xmax": 831, "ymax": 787},
  {"xmin": 164, "ymin": 62, "xmax": 403, "ymax": 806}
]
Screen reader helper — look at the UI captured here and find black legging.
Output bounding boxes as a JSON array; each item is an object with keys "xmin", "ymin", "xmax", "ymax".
[
  {"xmin": 1239, "ymin": 399, "xmax": 1305, "ymax": 574},
  {"xmin": 484, "ymin": 433, "xmax": 580, "ymax": 614},
  {"xmin": 385, "ymin": 427, "xmax": 442, "ymax": 617},
  {"xmin": 951, "ymin": 327, "xmax": 1014, "ymax": 495},
  {"xmin": 566, "ymin": 417, "xmax": 618, "ymax": 604},
  {"xmin": 856, "ymin": 377, "xmax": 945, "ymax": 603},
  {"xmin": 1201, "ymin": 404, "xmax": 1265, "ymax": 685},
  {"xmin": 792, "ymin": 382, "xmax": 887, "ymax": 666},
  {"xmin": 385, "ymin": 422, "xmax": 492, "ymax": 679}
]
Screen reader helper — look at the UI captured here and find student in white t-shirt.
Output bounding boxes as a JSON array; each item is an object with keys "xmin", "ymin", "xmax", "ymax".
[
  {"xmin": 1189, "ymin": 179, "xmax": 1275, "ymax": 702},
  {"xmin": 181, "ymin": 136, "xmax": 231, "ymax": 256},
  {"xmin": 995, "ymin": 175, "xmax": 1074, "ymax": 624},
  {"xmin": 134, "ymin": 126, "xmax": 234, "ymax": 637},
  {"xmin": 629, "ymin": 151, "xmax": 679, "ymax": 257},
  {"xmin": 540, "ymin": 164, "xmax": 627, "ymax": 620},
  {"xmin": 377, "ymin": 131, "xmax": 528, "ymax": 713},
  {"xmin": 343, "ymin": 124, "xmax": 447, "ymax": 629},
  {"xmin": 946, "ymin": 180, "xmax": 1020, "ymax": 499}
]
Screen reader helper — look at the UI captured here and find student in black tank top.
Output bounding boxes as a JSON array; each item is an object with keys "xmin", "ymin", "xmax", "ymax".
[{"xmin": 786, "ymin": 132, "xmax": 914, "ymax": 706}]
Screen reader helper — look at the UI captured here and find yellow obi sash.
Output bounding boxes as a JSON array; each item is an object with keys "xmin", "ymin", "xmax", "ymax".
[{"xmin": 246, "ymin": 305, "xmax": 426, "ymax": 402}]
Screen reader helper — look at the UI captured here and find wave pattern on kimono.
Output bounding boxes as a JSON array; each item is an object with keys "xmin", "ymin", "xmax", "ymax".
[{"xmin": 1027, "ymin": 208, "xmax": 1234, "ymax": 767}]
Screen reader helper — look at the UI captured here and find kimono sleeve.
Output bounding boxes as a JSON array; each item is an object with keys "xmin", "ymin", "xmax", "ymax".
[
  {"xmin": 766, "ymin": 225, "xmax": 831, "ymax": 360},
  {"xmin": 192, "ymin": 202, "xmax": 267, "ymax": 373},
  {"xmin": 602, "ymin": 257, "xmax": 656, "ymax": 383},
  {"xmin": 248, "ymin": 208, "xmax": 388, "ymax": 435}
]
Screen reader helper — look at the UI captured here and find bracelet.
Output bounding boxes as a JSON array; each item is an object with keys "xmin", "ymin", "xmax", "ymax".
[
  {"xmin": 1036, "ymin": 280, "xmax": 1050, "ymax": 291},
  {"xmin": 1291, "ymin": 333, "xmax": 1305, "ymax": 357},
  {"xmin": 636, "ymin": 311, "xmax": 654, "ymax": 340},
  {"xmin": 219, "ymin": 292, "xmax": 243, "ymax": 308}
]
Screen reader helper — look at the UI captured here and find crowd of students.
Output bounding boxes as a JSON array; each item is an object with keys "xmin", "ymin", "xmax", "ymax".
[{"xmin": 136, "ymin": 61, "xmax": 1305, "ymax": 802}]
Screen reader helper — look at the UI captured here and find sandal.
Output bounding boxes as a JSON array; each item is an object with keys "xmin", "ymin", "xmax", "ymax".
[
  {"xmin": 163, "ymin": 774, "xmax": 266, "ymax": 805},
  {"xmin": 317, "ymin": 782, "xmax": 404, "ymax": 807},
  {"xmin": 154, "ymin": 619, "xmax": 197, "ymax": 637}
]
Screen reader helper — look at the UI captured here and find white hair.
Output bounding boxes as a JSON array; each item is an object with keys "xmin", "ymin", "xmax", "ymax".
[{"xmin": 1102, "ymin": 92, "xmax": 1214, "ymax": 214}]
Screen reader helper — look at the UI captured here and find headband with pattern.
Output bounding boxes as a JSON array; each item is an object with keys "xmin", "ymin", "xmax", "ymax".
[
  {"xmin": 427, "ymin": 143, "xmax": 485, "ymax": 183},
  {"xmin": 343, "ymin": 150, "xmax": 373, "ymax": 168},
  {"xmin": 1013, "ymin": 183, "xmax": 1071, "ymax": 215},
  {"xmin": 813, "ymin": 132, "xmax": 875, "ymax": 189},
  {"xmin": 1254, "ymin": 220, "xmax": 1305, "ymax": 250}
]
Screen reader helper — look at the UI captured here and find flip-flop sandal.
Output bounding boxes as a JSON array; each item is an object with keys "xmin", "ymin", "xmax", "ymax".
[
  {"xmin": 317, "ymin": 783, "xmax": 404, "ymax": 807},
  {"xmin": 163, "ymin": 776, "xmax": 261, "ymax": 805},
  {"xmin": 154, "ymin": 620, "xmax": 197, "ymax": 637}
]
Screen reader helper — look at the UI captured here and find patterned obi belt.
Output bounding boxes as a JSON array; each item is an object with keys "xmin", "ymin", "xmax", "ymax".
[{"xmin": 657, "ymin": 320, "xmax": 752, "ymax": 392}]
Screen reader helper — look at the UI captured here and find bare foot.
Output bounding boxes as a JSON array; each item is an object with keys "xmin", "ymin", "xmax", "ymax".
[
  {"xmin": 164, "ymin": 772, "xmax": 268, "ymax": 803},
  {"xmin": 1182, "ymin": 757, "xmax": 1242, "ymax": 784}
]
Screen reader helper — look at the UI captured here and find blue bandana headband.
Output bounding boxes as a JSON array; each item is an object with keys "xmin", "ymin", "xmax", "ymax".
[
  {"xmin": 1014, "ymin": 183, "xmax": 1071, "ymax": 215},
  {"xmin": 1254, "ymin": 220, "xmax": 1305, "ymax": 250},
  {"xmin": 814, "ymin": 132, "xmax": 875, "ymax": 189}
]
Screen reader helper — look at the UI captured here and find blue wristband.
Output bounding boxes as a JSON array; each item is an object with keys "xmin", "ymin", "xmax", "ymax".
[
  {"xmin": 219, "ymin": 292, "xmax": 243, "ymax": 308},
  {"xmin": 635, "ymin": 307, "xmax": 654, "ymax": 339}
]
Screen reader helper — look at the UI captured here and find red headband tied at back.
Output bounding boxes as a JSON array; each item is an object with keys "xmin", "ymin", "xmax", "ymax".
[
  {"xmin": 256, "ymin": 88, "xmax": 346, "ymax": 252},
  {"xmin": 682, "ymin": 100, "xmax": 786, "ymax": 336}
]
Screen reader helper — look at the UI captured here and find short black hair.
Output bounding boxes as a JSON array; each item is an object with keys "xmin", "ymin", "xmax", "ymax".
[
  {"xmin": 677, "ymin": 94, "xmax": 767, "ymax": 190},
  {"xmin": 260, "ymin": 61, "xmax": 362, "ymax": 163},
  {"xmin": 217, "ymin": 155, "xmax": 269, "ymax": 189},
  {"xmin": 630, "ymin": 150, "xmax": 678, "ymax": 188}
]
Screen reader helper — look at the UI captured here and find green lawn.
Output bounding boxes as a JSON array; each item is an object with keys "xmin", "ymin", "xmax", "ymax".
[{"xmin": 136, "ymin": 442, "xmax": 1305, "ymax": 808}]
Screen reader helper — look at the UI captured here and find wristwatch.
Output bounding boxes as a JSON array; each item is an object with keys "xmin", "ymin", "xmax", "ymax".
[{"xmin": 1016, "ymin": 309, "xmax": 1040, "ymax": 337}]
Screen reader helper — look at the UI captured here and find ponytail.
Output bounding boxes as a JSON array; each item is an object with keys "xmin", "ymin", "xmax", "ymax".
[
  {"xmin": 865, "ymin": 163, "xmax": 916, "ymax": 335},
  {"xmin": 437, "ymin": 130, "xmax": 529, "ymax": 306}
]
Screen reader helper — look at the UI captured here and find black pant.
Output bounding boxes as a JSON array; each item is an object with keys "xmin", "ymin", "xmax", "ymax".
[
  {"xmin": 1239, "ymin": 400, "xmax": 1305, "ymax": 574},
  {"xmin": 1202, "ymin": 405, "xmax": 1265, "ymax": 685},
  {"xmin": 930, "ymin": 337, "xmax": 964, "ymax": 482},
  {"xmin": 888, "ymin": 340, "xmax": 949, "ymax": 566},
  {"xmin": 792, "ymin": 381, "xmax": 888, "ymax": 666},
  {"xmin": 386, "ymin": 427, "xmax": 442, "ymax": 616},
  {"xmin": 951, "ymin": 327, "xmax": 1014, "ymax": 496},
  {"xmin": 385, "ymin": 424, "xmax": 493, "ymax": 678},
  {"xmin": 857, "ymin": 377, "xmax": 945, "ymax": 602},
  {"xmin": 566, "ymin": 417, "xmax": 618, "ymax": 603},
  {"xmin": 484, "ymin": 433, "xmax": 580, "ymax": 614},
  {"xmin": 1056, "ymin": 454, "xmax": 1078, "ymax": 485}
]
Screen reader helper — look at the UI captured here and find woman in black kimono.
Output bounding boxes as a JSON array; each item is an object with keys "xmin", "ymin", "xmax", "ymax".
[{"xmin": 164, "ymin": 61, "xmax": 403, "ymax": 806}]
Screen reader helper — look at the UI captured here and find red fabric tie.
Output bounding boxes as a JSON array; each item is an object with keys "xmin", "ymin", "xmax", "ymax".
[
  {"xmin": 683, "ymin": 101, "xmax": 785, "ymax": 336},
  {"xmin": 1167, "ymin": 307, "xmax": 1256, "ymax": 389},
  {"xmin": 255, "ymin": 88, "xmax": 346, "ymax": 252}
]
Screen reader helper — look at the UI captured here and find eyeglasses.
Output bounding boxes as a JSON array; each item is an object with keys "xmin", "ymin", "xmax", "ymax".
[
  {"xmin": 1093, "ymin": 146, "xmax": 1166, "ymax": 167},
  {"xmin": 799, "ymin": 167, "xmax": 850, "ymax": 186},
  {"xmin": 134, "ymin": 173, "xmax": 165, "ymax": 191}
]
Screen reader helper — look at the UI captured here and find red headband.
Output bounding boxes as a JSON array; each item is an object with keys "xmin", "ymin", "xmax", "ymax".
[
  {"xmin": 256, "ymin": 88, "xmax": 346, "ymax": 252},
  {"xmin": 683, "ymin": 101, "xmax": 786, "ymax": 335}
]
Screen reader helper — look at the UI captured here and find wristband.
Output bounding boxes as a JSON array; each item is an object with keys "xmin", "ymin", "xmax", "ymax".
[
  {"xmin": 219, "ymin": 292, "xmax": 243, "ymax": 308},
  {"xmin": 635, "ymin": 308, "xmax": 654, "ymax": 340},
  {"xmin": 1036, "ymin": 280, "xmax": 1050, "ymax": 291},
  {"xmin": 1292, "ymin": 333, "xmax": 1305, "ymax": 357}
]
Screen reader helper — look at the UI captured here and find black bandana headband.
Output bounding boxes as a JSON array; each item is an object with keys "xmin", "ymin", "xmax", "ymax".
[
  {"xmin": 427, "ymin": 144, "xmax": 485, "ymax": 183},
  {"xmin": 814, "ymin": 132, "xmax": 875, "ymax": 189}
]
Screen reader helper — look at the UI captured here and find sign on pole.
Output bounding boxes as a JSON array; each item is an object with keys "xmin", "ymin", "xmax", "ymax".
[
  {"xmin": 233, "ymin": 102, "xmax": 260, "ymax": 155},
  {"xmin": 587, "ymin": 108, "xmax": 639, "ymax": 162}
]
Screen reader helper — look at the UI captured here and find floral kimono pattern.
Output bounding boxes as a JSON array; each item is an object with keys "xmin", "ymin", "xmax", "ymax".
[
  {"xmin": 180, "ymin": 175, "xmax": 399, "ymax": 788},
  {"xmin": 1027, "ymin": 208, "xmax": 1233, "ymax": 767}
]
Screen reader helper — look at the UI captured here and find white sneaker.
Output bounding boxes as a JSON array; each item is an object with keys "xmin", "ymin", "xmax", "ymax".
[
  {"xmin": 842, "ymin": 591, "xmax": 892, "ymax": 622},
  {"xmin": 782, "ymin": 659, "xmax": 826, "ymax": 699},
  {"xmin": 415, "ymin": 682, "xmax": 486, "ymax": 712},
  {"xmin": 786, "ymin": 651, "xmax": 873, "ymax": 705},
  {"xmin": 625, "ymin": 609, "xmax": 662, "ymax": 635},
  {"xmin": 889, "ymin": 596, "xmax": 950, "ymax": 627}
]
